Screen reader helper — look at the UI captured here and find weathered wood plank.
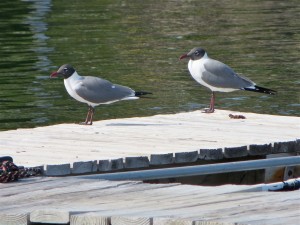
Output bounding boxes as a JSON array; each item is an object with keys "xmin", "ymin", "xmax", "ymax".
[
  {"xmin": 153, "ymin": 217, "xmax": 195, "ymax": 225},
  {"xmin": 70, "ymin": 213, "xmax": 110, "ymax": 225},
  {"xmin": 194, "ymin": 222, "xmax": 239, "ymax": 225},
  {"xmin": 46, "ymin": 164, "xmax": 71, "ymax": 176},
  {"xmin": 111, "ymin": 216, "xmax": 152, "ymax": 225},
  {"xmin": 0, "ymin": 213, "xmax": 28, "ymax": 225},
  {"xmin": 249, "ymin": 143, "xmax": 272, "ymax": 155},
  {"xmin": 98, "ymin": 160, "xmax": 110, "ymax": 172},
  {"xmin": 150, "ymin": 153, "xmax": 174, "ymax": 165},
  {"xmin": 72, "ymin": 160, "xmax": 98, "ymax": 174},
  {"xmin": 0, "ymin": 178, "xmax": 299, "ymax": 224},
  {"xmin": 223, "ymin": 146, "xmax": 248, "ymax": 158},
  {"xmin": 273, "ymin": 140, "xmax": 296, "ymax": 153},
  {"xmin": 110, "ymin": 158, "xmax": 124, "ymax": 170},
  {"xmin": 175, "ymin": 151, "xmax": 198, "ymax": 163},
  {"xmin": 199, "ymin": 148, "xmax": 223, "ymax": 160},
  {"xmin": 125, "ymin": 156, "xmax": 150, "ymax": 169},
  {"xmin": 30, "ymin": 210, "xmax": 69, "ymax": 224}
]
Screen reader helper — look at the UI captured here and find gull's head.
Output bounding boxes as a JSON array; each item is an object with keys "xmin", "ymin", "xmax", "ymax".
[
  {"xmin": 50, "ymin": 64, "xmax": 76, "ymax": 79},
  {"xmin": 179, "ymin": 47, "xmax": 207, "ymax": 61}
]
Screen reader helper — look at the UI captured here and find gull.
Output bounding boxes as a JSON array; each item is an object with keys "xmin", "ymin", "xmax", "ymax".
[
  {"xmin": 50, "ymin": 64, "xmax": 151, "ymax": 125},
  {"xmin": 180, "ymin": 47, "xmax": 276, "ymax": 113}
]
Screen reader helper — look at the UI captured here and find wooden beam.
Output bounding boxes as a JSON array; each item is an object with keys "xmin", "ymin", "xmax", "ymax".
[{"xmin": 85, "ymin": 156, "xmax": 300, "ymax": 181}]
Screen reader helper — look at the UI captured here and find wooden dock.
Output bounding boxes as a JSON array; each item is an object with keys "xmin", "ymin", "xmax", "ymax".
[
  {"xmin": 1, "ymin": 176, "xmax": 299, "ymax": 225},
  {"xmin": 0, "ymin": 110, "xmax": 299, "ymax": 176},
  {"xmin": 1, "ymin": 110, "xmax": 300, "ymax": 225}
]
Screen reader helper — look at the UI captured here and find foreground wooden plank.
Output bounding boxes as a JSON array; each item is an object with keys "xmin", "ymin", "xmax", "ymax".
[
  {"xmin": 0, "ymin": 213, "xmax": 28, "ymax": 225},
  {"xmin": 111, "ymin": 216, "xmax": 152, "ymax": 225},
  {"xmin": 194, "ymin": 222, "xmax": 241, "ymax": 225},
  {"xmin": 30, "ymin": 210, "xmax": 69, "ymax": 224},
  {"xmin": 70, "ymin": 214, "xmax": 110, "ymax": 225},
  {"xmin": 0, "ymin": 177, "xmax": 299, "ymax": 224},
  {"xmin": 153, "ymin": 217, "xmax": 195, "ymax": 225}
]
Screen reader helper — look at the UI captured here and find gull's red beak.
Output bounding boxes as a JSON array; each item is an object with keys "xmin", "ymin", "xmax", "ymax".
[
  {"xmin": 179, "ymin": 53, "xmax": 188, "ymax": 60},
  {"xmin": 50, "ymin": 71, "xmax": 58, "ymax": 78}
]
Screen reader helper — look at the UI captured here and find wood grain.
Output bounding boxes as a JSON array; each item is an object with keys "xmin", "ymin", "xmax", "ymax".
[
  {"xmin": 0, "ymin": 213, "xmax": 28, "ymax": 225},
  {"xmin": 111, "ymin": 216, "xmax": 152, "ymax": 225},
  {"xmin": 30, "ymin": 210, "xmax": 69, "ymax": 223},
  {"xmin": 153, "ymin": 217, "xmax": 194, "ymax": 225},
  {"xmin": 70, "ymin": 213, "xmax": 110, "ymax": 225}
]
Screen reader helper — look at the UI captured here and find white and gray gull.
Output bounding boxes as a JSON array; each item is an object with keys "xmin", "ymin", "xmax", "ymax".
[
  {"xmin": 50, "ymin": 64, "xmax": 151, "ymax": 125},
  {"xmin": 180, "ymin": 47, "xmax": 276, "ymax": 113}
]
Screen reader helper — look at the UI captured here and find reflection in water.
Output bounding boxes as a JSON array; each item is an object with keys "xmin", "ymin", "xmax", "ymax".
[
  {"xmin": 0, "ymin": 0, "xmax": 299, "ymax": 131},
  {"xmin": 23, "ymin": 0, "xmax": 53, "ymax": 72},
  {"xmin": 23, "ymin": 0, "xmax": 53, "ymax": 124}
]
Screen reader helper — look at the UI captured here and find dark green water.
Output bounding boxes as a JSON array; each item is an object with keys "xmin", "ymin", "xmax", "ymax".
[{"xmin": 0, "ymin": 0, "xmax": 299, "ymax": 130}]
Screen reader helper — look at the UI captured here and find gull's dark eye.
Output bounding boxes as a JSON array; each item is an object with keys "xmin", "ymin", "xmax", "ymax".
[
  {"xmin": 64, "ymin": 68, "xmax": 68, "ymax": 72},
  {"xmin": 194, "ymin": 51, "xmax": 200, "ymax": 56}
]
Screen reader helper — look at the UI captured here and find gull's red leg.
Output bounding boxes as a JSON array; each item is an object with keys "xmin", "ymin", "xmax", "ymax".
[{"xmin": 202, "ymin": 92, "xmax": 215, "ymax": 113}]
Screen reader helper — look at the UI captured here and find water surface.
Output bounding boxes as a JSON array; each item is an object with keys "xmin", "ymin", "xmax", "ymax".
[{"xmin": 0, "ymin": 0, "xmax": 299, "ymax": 130}]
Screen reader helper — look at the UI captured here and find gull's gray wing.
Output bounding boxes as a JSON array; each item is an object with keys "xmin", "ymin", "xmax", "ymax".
[
  {"xmin": 75, "ymin": 76, "xmax": 135, "ymax": 104},
  {"xmin": 202, "ymin": 59, "xmax": 255, "ymax": 89}
]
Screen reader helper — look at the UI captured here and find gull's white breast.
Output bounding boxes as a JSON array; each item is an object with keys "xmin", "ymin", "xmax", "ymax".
[
  {"xmin": 188, "ymin": 56, "xmax": 237, "ymax": 92},
  {"xmin": 63, "ymin": 72, "xmax": 99, "ymax": 106}
]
